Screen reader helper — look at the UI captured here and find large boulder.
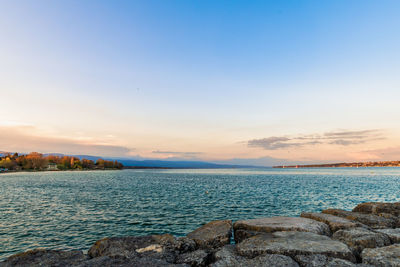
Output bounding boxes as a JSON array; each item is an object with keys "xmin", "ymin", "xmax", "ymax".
[
  {"xmin": 211, "ymin": 245, "xmax": 298, "ymax": 267},
  {"xmin": 332, "ymin": 227, "xmax": 391, "ymax": 258},
  {"xmin": 322, "ymin": 209, "xmax": 398, "ymax": 229},
  {"xmin": 233, "ymin": 216, "xmax": 331, "ymax": 242},
  {"xmin": 294, "ymin": 254, "xmax": 363, "ymax": 267},
  {"xmin": 76, "ymin": 255, "xmax": 187, "ymax": 267},
  {"xmin": 187, "ymin": 220, "xmax": 232, "ymax": 249},
  {"xmin": 353, "ymin": 202, "xmax": 400, "ymax": 217},
  {"xmin": 236, "ymin": 231, "xmax": 356, "ymax": 262},
  {"xmin": 301, "ymin": 212, "xmax": 365, "ymax": 233},
  {"xmin": 375, "ymin": 228, "xmax": 400, "ymax": 243},
  {"xmin": 175, "ymin": 249, "xmax": 209, "ymax": 267},
  {"xmin": 87, "ymin": 234, "xmax": 180, "ymax": 263},
  {"xmin": 361, "ymin": 243, "xmax": 400, "ymax": 266},
  {"xmin": 0, "ymin": 249, "xmax": 88, "ymax": 267}
]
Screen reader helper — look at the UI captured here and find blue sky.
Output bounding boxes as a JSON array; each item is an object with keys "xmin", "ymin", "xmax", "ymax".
[{"xmin": 1, "ymin": 1, "xmax": 400, "ymax": 165}]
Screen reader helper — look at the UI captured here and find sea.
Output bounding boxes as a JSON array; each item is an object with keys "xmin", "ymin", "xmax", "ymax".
[{"xmin": 1, "ymin": 167, "xmax": 400, "ymax": 259}]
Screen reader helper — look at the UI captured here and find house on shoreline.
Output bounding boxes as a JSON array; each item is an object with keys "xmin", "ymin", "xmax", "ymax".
[{"xmin": 47, "ymin": 163, "xmax": 58, "ymax": 171}]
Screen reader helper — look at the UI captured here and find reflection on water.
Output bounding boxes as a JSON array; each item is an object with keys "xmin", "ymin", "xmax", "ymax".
[{"xmin": 1, "ymin": 167, "xmax": 400, "ymax": 259}]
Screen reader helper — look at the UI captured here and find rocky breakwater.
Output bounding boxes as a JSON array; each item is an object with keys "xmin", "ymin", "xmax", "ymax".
[{"xmin": 4, "ymin": 202, "xmax": 400, "ymax": 266}]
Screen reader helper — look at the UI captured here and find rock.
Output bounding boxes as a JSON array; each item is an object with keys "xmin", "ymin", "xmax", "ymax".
[
  {"xmin": 176, "ymin": 249, "xmax": 209, "ymax": 267},
  {"xmin": 186, "ymin": 220, "xmax": 232, "ymax": 249},
  {"xmin": 236, "ymin": 231, "xmax": 356, "ymax": 262},
  {"xmin": 242, "ymin": 254, "xmax": 299, "ymax": 267},
  {"xmin": 211, "ymin": 245, "xmax": 240, "ymax": 267},
  {"xmin": 233, "ymin": 217, "xmax": 331, "ymax": 240},
  {"xmin": 0, "ymin": 249, "xmax": 88, "ymax": 267},
  {"xmin": 211, "ymin": 245, "xmax": 298, "ymax": 267},
  {"xmin": 361, "ymin": 243, "xmax": 400, "ymax": 266},
  {"xmin": 76, "ymin": 255, "xmax": 187, "ymax": 267},
  {"xmin": 322, "ymin": 209, "xmax": 397, "ymax": 229},
  {"xmin": 87, "ymin": 234, "xmax": 179, "ymax": 263},
  {"xmin": 234, "ymin": 229, "xmax": 263, "ymax": 243},
  {"xmin": 294, "ymin": 254, "xmax": 359, "ymax": 267},
  {"xmin": 375, "ymin": 228, "xmax": 400, "ymax": 243},
  {"xmin": 332, "ymin": 227, "xmax": 391, "ymax": 258},
  {"xmin": 301, "ymin": 212, "xmax": 365, "ymax": 233},
  {"xmin": 175, "ymin": 237, "xmax": 197, "ymax": 253},
  {"xmin": 353, "ymin": 202, "xmax": 400, "ymax": 217}
]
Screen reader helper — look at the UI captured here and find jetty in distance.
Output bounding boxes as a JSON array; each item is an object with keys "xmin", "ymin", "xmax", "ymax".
[{"xmin": 274, "ymin": 160, "xmax": 400, "ymax": 168}]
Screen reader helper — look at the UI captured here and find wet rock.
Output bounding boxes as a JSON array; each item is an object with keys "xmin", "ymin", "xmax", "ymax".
[
  {"xmin": 233, "ymin": 217, "xmax": 331, "ymax": 238},
  {"xmin": 0, "ymin": 249, "xmax": 88, "ymax": 267},
  {"xmin": 236, "ymin": 231, "xmax": 356, "ymax": 262},
  {"xmin": 87, "ymin": 234, "xmax": 179, "ymax": 263},
  {"xmin": 375, "ymin": 228, "xmax": 400, "ymax": 243},
  {"xmin": 322, "ymin": 209, "xmax": 397, "ymax": 229},
  {"xmin": 186, "ymin": 220, "xmax": 232, "ymax": 249},
  {"xmin": 211, "ymin": 245, "xmax": 298, "ymax": 267},
  {"xmin": 361, "ymin": 243, "xmax": 400, "ymax": 266},
  {"xmin": 176, "ymin": 249, "xmax": 209, "ymax": 267},
  {"xmin": 301, "ymin": 212, "xmax": 365, "ymax": 233},
  {"xmin": 353, "ymin": 202, "xmax": 400, "ymax": 217},
  {"xmin": 332, "ymin": 227, "xmax": 391, "ymax": 258}
]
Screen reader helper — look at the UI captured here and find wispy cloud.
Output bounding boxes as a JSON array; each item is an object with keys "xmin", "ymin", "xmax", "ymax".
[
  {"xmin": 248, "ymin": 129, "xmax": 384, "ymax": 150},
  {"xmin": 0, "ymin": 125, "xmax": 134, "ymax": 157},
  {"xmin": 152, "ymin": 150, "xmax": 202, "ymax": 157}
]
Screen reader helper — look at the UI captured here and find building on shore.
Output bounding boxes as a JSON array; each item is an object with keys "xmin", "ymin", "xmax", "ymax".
[{"xmin": 47, "ymin": 163, "xmax": 58, "ymax": 171}]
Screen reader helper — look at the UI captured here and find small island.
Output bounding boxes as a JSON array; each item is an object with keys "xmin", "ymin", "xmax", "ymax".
[{"xmin": 0, "ymin": 152, "xmax": 123, "ymax": 172}]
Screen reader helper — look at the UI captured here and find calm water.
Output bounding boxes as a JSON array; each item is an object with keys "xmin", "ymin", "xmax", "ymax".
[{"xmin": 1, "ymin": 168, "xmax": 400, "ymax": 259}]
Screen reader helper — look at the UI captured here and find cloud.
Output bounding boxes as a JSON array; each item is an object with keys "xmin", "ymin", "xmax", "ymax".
[
  {"xmin": 248, "ymin": 129, "xmax": 385, "ymax": 150},
  {"xmin": 152, "ymin": 150, "xmax": 202, "ymax": 157},
  {"xmin": 0, "ymin": 125, "xmax": 133, "ymax": 157}
]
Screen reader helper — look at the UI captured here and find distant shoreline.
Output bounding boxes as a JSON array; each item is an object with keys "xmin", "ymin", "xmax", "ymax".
[{"xmin": 274, "ymin": 160, "xmax": 400, "ymax": 168}]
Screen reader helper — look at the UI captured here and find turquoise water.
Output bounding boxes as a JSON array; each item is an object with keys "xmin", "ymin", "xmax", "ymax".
[{"xmin": 1, "ymin": 168, "xmax": 400, "ymax": 259}]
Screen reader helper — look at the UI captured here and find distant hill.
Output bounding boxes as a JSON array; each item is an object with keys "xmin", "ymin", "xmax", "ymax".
[
  {"xmin": 115, "ymin": 159, "xmax": 253, "ymax": 169},
  {"xmin": 0, "ymin": 151, "xmax": 257, "ymax": 169}
]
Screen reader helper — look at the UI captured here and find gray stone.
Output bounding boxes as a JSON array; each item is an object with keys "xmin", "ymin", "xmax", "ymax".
[
  {"xmin": 233, "ymin": 217, "xmax": 331, "ymax": 238},
  {"xmin": 0, "ymin": 249, "xmax": 88, "ymax": 267},
  {"xmin": 187, "ymin": 220, "xmax": 232, "ymax": 249},
  {"xmin": 234, "ymin": 229, "xmax": 263, "ymax": 243},
  {"xmin": 211, "ymin": 245, "xmax": 299, "ymax": 267},
  {"xmin": 236, "ymin": 231, "xmax": 356, "ymax": 262},
  {"xmin": 76, "ymin": 255, "xmax": 187, "ymax": 267},
  {"xmin": 332, "ymin": 227, "xmax": 391, "ymax": 257},
  {"xmin": 361, "ymin": 243, "xmax": 400, "ymax": 266},
  {"xmin": 87, "ymin": 234, "xmax": 179, "ymax": 263},
  {"xmin": 211, "ymin": 245, "xmax": 240, "ymax": 267},
  {"xmin": 301, "ymin": 212, "xmax": 365, "ymax": 233},
  {"xmin": 176, "ymin": 249, "xmax": 209, "ymax": 267},
  {"xmin": 322, "ymin": 209, "xmax": 398, "ymax": 229},
  {"xmin": 294, "ymin": 254, "xmax": 358, "ymax": 267},
  {"xmin": 353, "ymin": 202, "xmax": 400, "ymax": 217},
  {"xmin": 376, "ymin": 228, "xmax": 400, "ymax": 244}
]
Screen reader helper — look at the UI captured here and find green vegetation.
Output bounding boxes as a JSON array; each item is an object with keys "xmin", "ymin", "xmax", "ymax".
[{"xmin": 0, "ymin": 152, "xmax": 123, "ymax": 171}]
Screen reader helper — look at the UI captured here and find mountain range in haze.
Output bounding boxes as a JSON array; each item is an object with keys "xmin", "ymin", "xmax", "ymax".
[{"xmin": 0, "ymin": 151, "xmax": 260, "ymax": 169}]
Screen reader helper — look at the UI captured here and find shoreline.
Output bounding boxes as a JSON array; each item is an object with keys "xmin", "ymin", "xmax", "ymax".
[
  {"xmin": 0, "ymin": 169, "xmax": 123, "ymax": 175},
  {"xmin": 2, "ymin": 201, "xmax": 400, "ymax": 266}
]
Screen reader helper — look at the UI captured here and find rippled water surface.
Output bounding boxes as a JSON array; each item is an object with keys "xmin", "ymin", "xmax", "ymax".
[{"xmin": 1, "ymin": 168, "xmax": 400, "ymax": 259}]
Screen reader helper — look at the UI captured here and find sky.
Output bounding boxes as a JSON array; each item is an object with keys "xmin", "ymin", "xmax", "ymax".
[{"xmin": 1, "ymin": 0, "xmax": 400, "ymax": 166}]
